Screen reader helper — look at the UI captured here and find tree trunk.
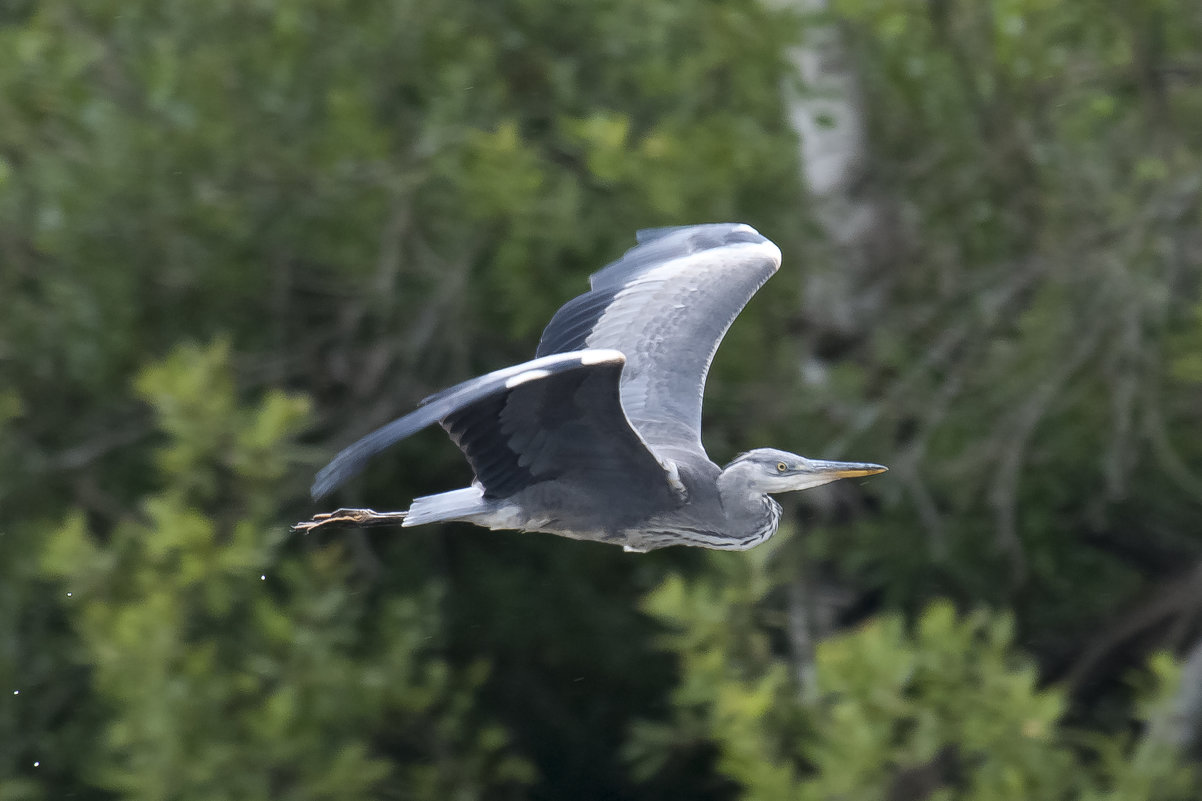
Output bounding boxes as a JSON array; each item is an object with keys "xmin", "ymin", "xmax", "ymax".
[{"xmin": 778, "ymin": 0, "xmax": 893, "ymax": 350}]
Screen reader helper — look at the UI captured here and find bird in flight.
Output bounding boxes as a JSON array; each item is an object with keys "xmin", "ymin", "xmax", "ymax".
[{"xmin": 294, "ymin": 223, "xmax": 885, "ymax": 551}]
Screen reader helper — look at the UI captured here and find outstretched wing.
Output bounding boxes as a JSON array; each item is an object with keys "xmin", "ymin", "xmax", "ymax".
[
  {"xmin": 311, "ymin": 350, "xmax": 681, "ymax": 518},
  {"xmin": 536, "ymin": 223, "xmax": 782, "ymax": 459}
]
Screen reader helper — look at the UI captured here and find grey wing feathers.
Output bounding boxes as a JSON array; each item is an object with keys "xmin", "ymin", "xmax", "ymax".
[
  {"xmin": 584, "ymin": 223, "xmax": 774, "ymax": 291},
  {"xmin": 536, "ymin": 223, "xmax": 782, "ymax": 457},
  {"xmin": 441, "ymin": 353, "xmax": 682, "ymax": 515},
  {"xmin": 311, "ymin": 350, "xmax": 679, "ymax": 513},
  {"xmin": 634, "ymin": 226, "xmax": 693, "ymax": 243},
  {"xmin": 529, "ymin": 286, "xmax": 621, "ymax": 356}
]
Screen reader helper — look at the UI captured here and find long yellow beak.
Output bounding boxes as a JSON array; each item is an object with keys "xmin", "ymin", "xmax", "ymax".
[{"xmin": 811, "ymin": 460, "xmax": 889, "ymax": 479}]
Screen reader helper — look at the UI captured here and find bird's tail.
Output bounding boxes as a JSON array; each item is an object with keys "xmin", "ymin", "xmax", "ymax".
[{"xmin": 403, "ymin": 486, "xmax": 490, "ymax": 527}]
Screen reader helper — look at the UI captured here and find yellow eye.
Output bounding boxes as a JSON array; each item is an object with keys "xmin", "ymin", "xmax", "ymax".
[{"xmin": 776, "ymin": 461, "xmax": 788, "ymax": 473}]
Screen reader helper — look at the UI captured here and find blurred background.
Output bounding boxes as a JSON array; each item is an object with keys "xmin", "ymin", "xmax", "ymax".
[{"xmin": 2, "ymin": 0, "xmax": 1201, "ymax": 798}]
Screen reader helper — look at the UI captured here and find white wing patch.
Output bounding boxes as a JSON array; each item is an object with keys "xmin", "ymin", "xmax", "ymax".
[
  {"xmin": 658, "ymin": 457, "xmax": 687, "ymax": 500},
  {"xmin": 505, "ymin": 369, "xmax": 552, "ymax": 389},
  {"xmin": 579, "ymin": 349, "xmax": 626, "ymax": 366}
]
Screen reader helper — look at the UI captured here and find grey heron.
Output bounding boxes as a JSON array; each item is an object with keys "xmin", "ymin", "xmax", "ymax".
[{"xmin": 294, "ymin": 223, "xmax": 886, "ymax": 552}]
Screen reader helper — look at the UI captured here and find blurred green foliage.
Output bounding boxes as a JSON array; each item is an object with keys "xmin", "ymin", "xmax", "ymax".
[
  {"xmin": 634, "ymin": 544, "xmax": 1196, "ymax": 799},
  {"xmin": 1, "ymin": 0, "xmax": 1200, "ymax": 798},
  {"xmin": 37, "ymin": 341, "xmax": 531, "ymax": 800}
]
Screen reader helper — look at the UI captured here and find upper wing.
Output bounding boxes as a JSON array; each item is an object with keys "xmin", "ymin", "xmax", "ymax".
[
  {"xmin": 311, "ymin": 350, "xmax": 681, "ymax": 519},
  {"xmin": 535, "ymin": 223, "xmax": 781, "ymax": 459}
]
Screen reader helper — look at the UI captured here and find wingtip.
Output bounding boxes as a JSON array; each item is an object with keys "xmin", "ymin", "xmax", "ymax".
[
  {"xmin": 309, "ymin": 478, "xmax": 332, "ymax": 502},
  {"xmin": 763, "ymin": 239, "xmax": 783, "ymax": 271},
  {"xmin": 310, "ymin": 461, "xmax": 350, "ymax": 501}
]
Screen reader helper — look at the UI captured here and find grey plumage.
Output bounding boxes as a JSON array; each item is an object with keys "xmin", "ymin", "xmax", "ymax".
[{"xmin": 295, "ymin": 223, "xmax": 886, "ymax": 552}]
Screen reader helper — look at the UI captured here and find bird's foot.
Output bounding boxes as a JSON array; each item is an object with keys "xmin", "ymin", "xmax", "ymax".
[{"xmin": 291, "ymin": 507, "xmax": 408, "ymax": 533}]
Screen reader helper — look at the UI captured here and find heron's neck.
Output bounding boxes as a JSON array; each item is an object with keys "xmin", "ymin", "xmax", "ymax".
[{"xmin": 716, "ymin": 469, "xmax": 783, "ymax": 546}]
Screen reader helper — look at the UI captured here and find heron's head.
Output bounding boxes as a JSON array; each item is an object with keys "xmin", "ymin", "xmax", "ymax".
[{"xmin": 722, "ymin": 448, "xmax": 887, "ymax": 495}]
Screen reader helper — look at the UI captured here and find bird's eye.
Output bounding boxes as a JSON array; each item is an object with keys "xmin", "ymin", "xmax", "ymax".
[{"xmin": 776, "ymin": 461, "xmax": 788, "ymax": 473}]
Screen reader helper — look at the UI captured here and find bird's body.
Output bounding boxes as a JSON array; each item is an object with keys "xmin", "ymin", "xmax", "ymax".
[
  {"xmin": 296, "ymin": 224, "xmax": 885, "ymax": 551},
  {"xmin": 404, "ymin": 446, "xmax": 781, "ymax": 552}
]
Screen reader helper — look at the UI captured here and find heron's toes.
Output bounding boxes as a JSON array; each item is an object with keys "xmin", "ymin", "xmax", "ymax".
[
  {"xmin": 290, "ymin": 515, "xmax": 329, "ymax": 534},
  {"xmin": 291, "ymin": 508, "xmax": 372, "ymax": 533}
]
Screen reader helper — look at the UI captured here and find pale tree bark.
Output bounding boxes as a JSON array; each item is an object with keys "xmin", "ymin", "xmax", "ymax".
[
  {"xmin": 776, "ymin": 0, "xmax": 893, "ymax": 354},
  {"xmin": 1147, "ymin": 637, "xmax": 1202, "ymax": 752},
  {"xmin": 772, "ymin": 0, "xmax": 894, "ymax": 695}
]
